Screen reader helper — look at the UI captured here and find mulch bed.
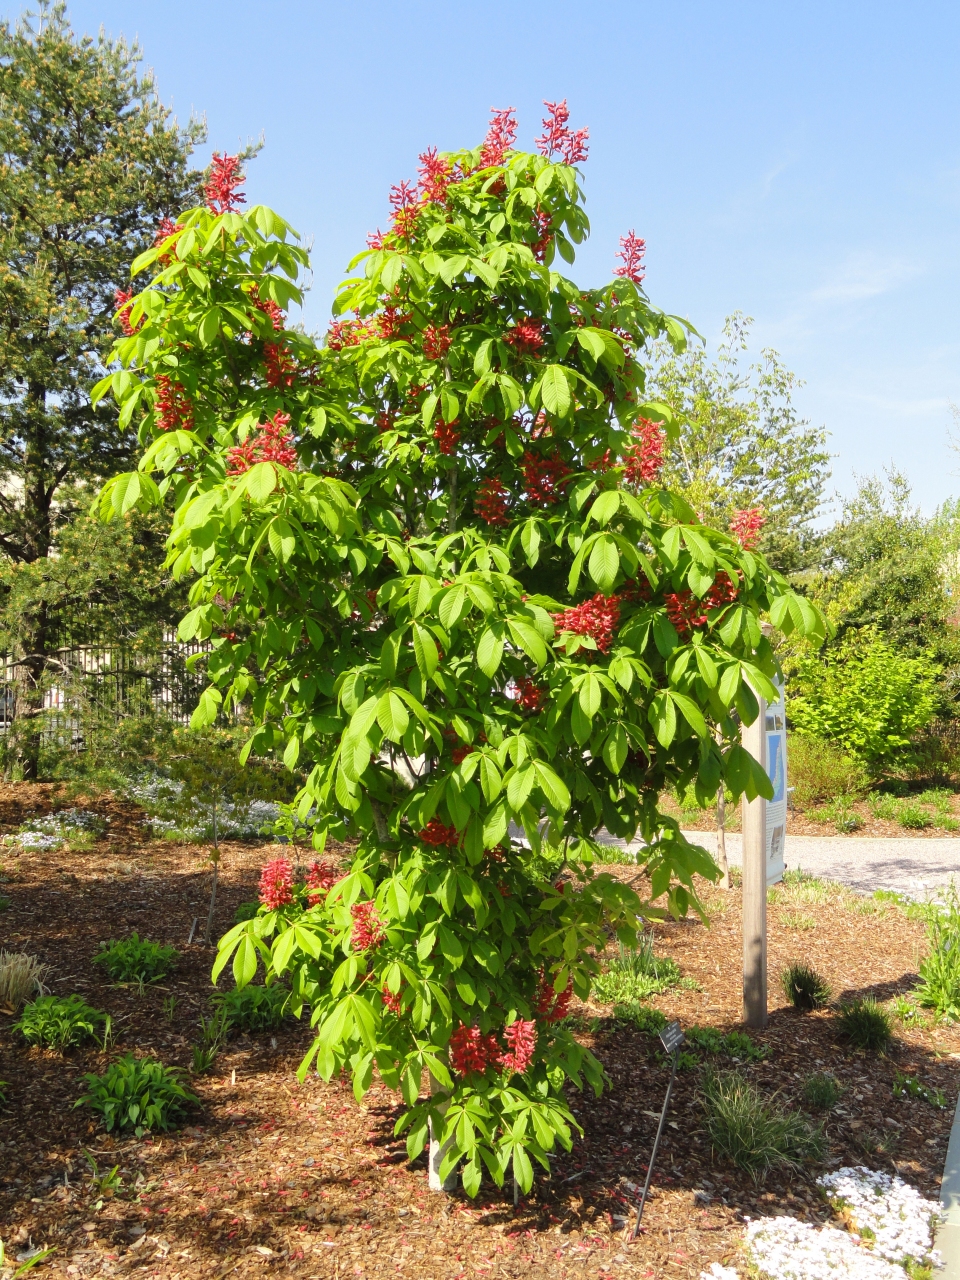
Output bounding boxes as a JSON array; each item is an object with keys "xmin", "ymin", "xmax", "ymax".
[{"xmin": 0, "ymin": 783, "xmax": 957, "ymax": 1280}]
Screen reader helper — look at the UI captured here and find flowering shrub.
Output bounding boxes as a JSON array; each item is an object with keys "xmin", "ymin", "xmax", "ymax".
[{"xmin": 95, "ymin": 111, "xmax": 824, "ymax": 1197}]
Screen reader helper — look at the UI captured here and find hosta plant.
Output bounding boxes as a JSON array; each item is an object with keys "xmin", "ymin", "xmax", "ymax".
[{"xmin": 95, "ymin": 105, "xmax": 825, "ymax": 1196}]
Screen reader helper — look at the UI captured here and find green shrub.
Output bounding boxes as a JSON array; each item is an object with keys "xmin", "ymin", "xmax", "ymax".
[
  {"xmin": 802, "ymin": 1072, "xmax": 841, "ymax": 1110},
  {"xmin": 790, "ymin": 631, "xmax": 939, "ymax": 771},
  {"xmin": 77, "ymin": 1054, "xmax": 198, "ymax": 1135},
  {"xmin": 212, "ymin": 983, "xmax": 288, "ymax": 1033},
  {"xmin": 916, "ymin": 886, "xmax": 960, "ymax": 1019},
  {"xmin": 15, "ymin": 995, "xmax": 108, "ymax": 1050},
  {"xmin": 836, "ymin": 998, "xmax": 892, "ymax": 1052},
  {"xmin": 868, "ymin": 792, "xmax": 902, "ymax": 821},
  {"xmin": 898, "ymin": 804, "xmax": 933, "ymax": 831},
  {"xmin": 786, "ymin": 736, "xmax": 866, "ymax": 807},
  {"xmin": 700, "ymin": 1069, "xmax": 824, "ymax": 1181},
  {"xmin": 94, "ymin": 933, "xmax": 176, "ymax": 987},
  {"xmin": 780, "ymin": 963, "xmax": 832, "ymax": 1011},
  {"xmin": 686, "ymin": 1025, "xmax": 767, "ymax": 1061},
  {"xmin": 940, "ymin": 817, "xmax": 960, "ymax": 833},
  {"xmin": 917, "ymin": 788, "xmax": 953, "ymax": 813},
  {"xmin": 592, "ymin": 937, "xmax": 681, "ymax": 1004},
  {"xmin": 234, "ymin": 901, "xmax": 260, "ymax": 923}
]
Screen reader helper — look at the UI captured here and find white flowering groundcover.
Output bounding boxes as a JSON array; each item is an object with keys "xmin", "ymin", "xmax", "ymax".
[
  {"xmin": 700, "ymin": 1167, "xmax": 942, "ymax": 1280},
  {"xmin": 125, "ymin": 772, "xmax": 278, "ymax": 842},
  {"xmin": 6, "ymin": 807, "xmax": 108, "ymax": 852}
]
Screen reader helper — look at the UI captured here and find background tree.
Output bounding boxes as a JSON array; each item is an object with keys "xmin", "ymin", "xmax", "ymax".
[
  {"xmin": 98, "ymin": 109, "xmax": 823, "ymax": 1197},
  {"xmin": 0, "ymin": 1, "xmax": 203, "ymax": 774},
  {"xmin": 647, "ymin": 313, "xmax": 831, "ymax": 575}
]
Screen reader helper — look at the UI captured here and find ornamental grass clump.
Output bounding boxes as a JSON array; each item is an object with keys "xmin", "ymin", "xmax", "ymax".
[
  {"xmin": 95, "ymin": 105, "xmax": 826, "ymax": 1198},
  {"xmin": 700, "ymin": 1069, "xmax": 824, "ymax": 1182},
  {"xmin": 837, "ymin": 998, "xmax": 892, "ymax": 1053},
  {"xmin": 802, "ymin": 1071, "xmax": 842, "ymax": 1111},
  {"xmin": 15, "ymin": 994, "xmax": 108, "ymax": 1050},
  {"xmin": 916, "ymin": 884, "xmax": 960, "ymax": 1020},
  {"xmin": 93, "ymin": 933, "xmax": 176, "ymax": 989},
  {"xmin": 781, "ymin": 961, "xmax": 832, "ymax": 1011},
  {"xmin": 77, "ymin": 1054, "xmax": 198, "ymax": 1136},
  {"xmin": 0, "ymin": 950, "xmax": 49, "ymax": 1010}
]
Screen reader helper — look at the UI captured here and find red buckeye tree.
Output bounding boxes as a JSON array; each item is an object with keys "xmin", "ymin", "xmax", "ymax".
[{"xmin": 96, "ymin": 107, "xmax": 824, "ymax": 1195}]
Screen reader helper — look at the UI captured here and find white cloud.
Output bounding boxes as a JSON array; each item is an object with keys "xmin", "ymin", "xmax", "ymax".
[{"xmin": 809, "ymin": 252, "xmax": 921, "ymax": 303}]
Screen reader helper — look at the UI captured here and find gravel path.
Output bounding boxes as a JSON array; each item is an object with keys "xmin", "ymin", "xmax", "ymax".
[{"xmin": 601, "ymin": 829, "xmax": 960, "ymax": 898}]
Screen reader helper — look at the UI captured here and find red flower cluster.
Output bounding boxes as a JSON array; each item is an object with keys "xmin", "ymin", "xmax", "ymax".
[
  {"xmin": 451, "ymin": 744, "xmax": 474, "ymax": 765},
  {"xmin": 433, "ymin": 417, "xmax": 460, "ymax": 455},
  {"xmin": 305, "ymin": 859, "xmax": 338, "ymax": 906},
  {"xmin": 535, "ymin": 99, "xmax": 590, "ymax": 165},
  {"xmin": 417, "ymin": 146, "xmax": 453, "ymax": 205},
  {"xmin": 503, "ymin": 318, "xmax": 544, "ymax": 355},
  {"xmin": 419, "ymin": 818, "xmax": 459, "ymax": 847},
  {"xmin": 535, "ymin": 975, "xmax": 573, "ymax": 1025},
  {"xmin": 375, "ymin": 410, "xmax": 396, "ymax": 433},
  {"xmin": 531, "ymin": 209, "xmax": 553, "ymax": 261},
  {"xmin": 388, "ymin": 179, "xmax": 420, "ymax": 240},
  {"xmin": 113, "ymin": 289, "xmax": 138, "ymax": 336},
  {"xmin": 664, "ymin": 589, "xmax": 708, "ymax": 638},
  {"xmin": 515, "ymin": 677, "xmax": 544, "ymax": 713},
  {"xmin": 730, "ymin": 506, "xmax": 765, "ymax": 550},
  {"xmin": 263, "ymin": 342, "xmax": 296, "ymax": 389},
  {"xmin": 705, "ymin": 570, "xmax": 740, "ymax": 609},
  {"xmin": 552, "ymin": 593, "xmax": 621, "ymax": 654},
  {"xmin": 614, "ymin": 231, "xmax": 646, "ymax": 287},
  {"xmin": 326, "ymin": 319, "xmax": 369, "ymax": 351},
  {"xmin": 501, "ymin": 1019, "xmax": 537, "ymax": 1074},
  {"xmin": 521, "ymin": 450, "xmax": 570, "ymax": 506},
  {"xmin": 154, "ymin": 217, "xmax": 180, "ymax": 264},
  {"xmin": 475, "ymin": 477, "xmax": 511, "ymax": 526},
  {"xmin": 226, "ymin": 411, "xmax": 297, "ymax": 475},
  {"xmin": 422, "ymin": 324, "xmax": 451, "ymax": 360},
  {"xmin": 154, "ymin": 375, "xmax": 194, "ymax": 432},
  {"xmin": 351, "ymin": 900, "xmax": 385, "ymax": 951},
  {"xmin": 479, "ymin": 106, "xmax": 518, "ymax": 168},
  {"xmin": 378, "ymin": 300, "xmax": 411, "ymax": 341},
  {"xmin": 382, "ymin": 984, "xmax": 403, "ymax": 1015},
  {"xmin": 449, "ymin": 1024, "xmax": 501, "ymax": 1075},
  {"xmin": 253, "ymin": 296, "xmax": 285, "ymax": 331},
  {"xmin": 623, "ymin": 417, "xmax": 665, "ymax": 486},
  {"xmin": 259, "ymin": 857, "xmax": 293, "ymax": 910},
  {"xmin": 205, "ymin": 153, "xmax": 245, "ymax": 215}
]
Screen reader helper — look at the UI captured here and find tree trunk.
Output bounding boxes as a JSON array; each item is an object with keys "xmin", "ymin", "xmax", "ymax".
[
  {"xmin": 424, "ymin": 1067, "xmax": 456, "ymax": 1192},
  {"xmin": 14, "ymin": 598, "xmax": 52, "ymax": 781},
  {"xmin": 717, "ymin": 785, "xmax": 730, "ymax": 890}
]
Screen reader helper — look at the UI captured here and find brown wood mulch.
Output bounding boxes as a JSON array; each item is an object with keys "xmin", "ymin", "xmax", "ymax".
[{"xmin": 0, "ymin": 783, "xmax": 957, "ymax": 1280}]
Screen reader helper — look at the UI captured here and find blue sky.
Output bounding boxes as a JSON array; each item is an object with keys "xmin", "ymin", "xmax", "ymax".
[{"xmin": 25, "ymin": 0, "xmax": 960, "ymax": 515}]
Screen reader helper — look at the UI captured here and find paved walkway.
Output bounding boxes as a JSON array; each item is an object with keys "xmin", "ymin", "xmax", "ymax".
[{"xmin": 600, "ymin": 829, "xmax": 960, "ymax": 899}]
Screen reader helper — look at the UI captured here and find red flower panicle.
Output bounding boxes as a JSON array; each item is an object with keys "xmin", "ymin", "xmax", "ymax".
[
  {"xmin": 730, "ymin": 506, "xmax": 765, "ymax": 550},
  {"xmin": 535, "ymin": 99, "xmax": 590, "ymax": 165},
  {"xmin": 535, "ymin": 975, "xmax": 573, "ymax": 1024},
  {"xmin": 253, "ymin": 297, "xmax": 285, "ymax": 332},
  {"xmin": 417, "ymin": 146, "xmax": 452, "ymax": 205},
  {"xmin": 664, "ymin": 589, "xmax": 708, "ymax": 639},
  {"xmin": 351, "ymin": 900, "xmax": 385, "ymax": 951},
  {"xmin": 419, "ymin": 818, "xmax": 459, "ymax": 848},
  {"xmin": 515, "ymin": 677, "xmax": 544, "ymax": 713},
  {"xmin": 531, "ymin": 209, "xmax": 553, "ymax": 261},
  {"xmin": 205, "ymin": 153, "xmax": 245, "ymax": 215},
  {"xmin": 500, "ymin": 1019, "xmax": 537, "ymax": 1074},
  {"xmin": 614, "ymin": 231, "xmax": 646, "ymax": 287},
  {"xmin": 704, "ymin": 570, "xmax": 740, "ymax": 610},
  {"xmin": 226, "ymin": 411, "xmax": 297, "ymax": 475},
  {"xmin": 366, "ymin": 229, "xmax": 385, "ymax": 250},
  {"xmin": 382, "ymin": 985, "xmax": 403, "ymax": 1015},
  {"xmin": 479, "ymin": 106, "xmax": 517, "ymax": 168},
  {"xmin": 378, "ymin": 301, "xmax": 410, "ymax": 341},
  {"xmin": 475, "ymin": 478, "xmax": 511, "ymax": 526},
  {"xmin": 553, "ymin": 593, "xmax": 621, "ymax": 654},
  {"xmin": 154, "ymin": 217, "xmax": 180, "ymax": 264},
  {"xmin": 375, "ymin": 410, "xmax": 396, "ymax": 433},
  {"xmin": 114, "ymin": 288, "xmax": 137, "ymax": 336},
  {"xmin": 259, "ymin": 857, "xmax": 293, "ymax": 910},
  {"xmin": 305, "ymin": 860, "xmax": 338, "ymax": 906},
  {"xmin": 503, "ymin": 318, "xmax": 544, "ymax": 355},
  {"xmin": 433, "ymin": 417, "xmax": 460, "ymax": 455},
  {"xmin": 623, "ymin": 417, "xmax": 665, "ymax": 486},
  {"xmin": 521, "ymin": 450, "xmax": 570, "ymax": 506},
  {"xmin": 263, "ymin": 343, "xmax": 296, "ymax": 389},
  {"xmin": 388, "ymin": 180, "xmax": 420, "ymax": 240},
  {"xmin": 449, "ymin": 1025, "xmax": 501, "ymax": 1076},
  {"xmin": 154, "ymin": 375, "xmax": 194, "ymax": 432},
  {"xmin": 422, "ymin": 324, "xmax": 451, "ymax": 360}
]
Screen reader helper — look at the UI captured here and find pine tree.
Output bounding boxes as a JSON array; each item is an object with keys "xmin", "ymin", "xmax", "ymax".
[{"xmin": 0, "ymin": 1, "xmax": 203, "ymax": 774}]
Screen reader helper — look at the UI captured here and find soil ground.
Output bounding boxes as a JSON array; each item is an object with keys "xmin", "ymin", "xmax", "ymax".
[{"xmin": 0, "ymin": 783, "xmax": 958, "ymax": 1280}]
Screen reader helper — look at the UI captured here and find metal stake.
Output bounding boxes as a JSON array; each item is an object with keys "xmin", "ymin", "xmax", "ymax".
[{"xmin": 632, "ymin": 1021, "xmax": 684, "ymax": 1238}]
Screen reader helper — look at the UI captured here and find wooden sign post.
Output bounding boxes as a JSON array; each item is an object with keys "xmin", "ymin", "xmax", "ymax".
[{"xmin": 741, "ymin": 698, "xmax": 768, "ymax": 1029}]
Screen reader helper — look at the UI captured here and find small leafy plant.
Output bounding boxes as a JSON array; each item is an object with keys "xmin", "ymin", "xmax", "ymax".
[
  {"xmin": 700, "ymin": 1069, "xmax": 824, "ymax": 1181},
  {"xmin": 76, "ymin": 1054, "xmax": 198, "ymax": 1135},
  {"xmin": 801, "ymin": 1072, "xmax": 841, "ymax": 1110},
  {"xmin": 836, "ymin": 997, "xmax": 892, "ymax": 1052},
  {"xmin": 83, "ymin": 1151, "xmax": 123, "ymax": 1206},
  {"xmin": 93, "ymin": 933, "xmax": 176, "ymax": 988},
  {"xmin": 211, "ymin": 983, "xmax": 288, "ymax": 1033},
  {"xmin": 15, "ymin": 995, "xmax": 108, "ymax": 1050},
  {"xmin": 893, "ymin": 1071, "xmax": 946, "ymax": 1109},
  {"xmin": 611, "ymin": 1003, "xmax": 666, "ymax": 1035},
  {"xmin": 592, "ymin": 936, "xmax": 681, "ymax": 1004},
  {"xmin": 898, "ymin": 804, "xmax": 933, "ymax": 831},
  {"xmin": 780, "ymin": 962, "xmax": 832, "ymax": 1011},
  {"xmin": 191, "ymin": 1007, "xmax": 231, "ymax": 1074},
  {"xmin": 779, "ymin": 911, "xmax": 816, "ymax": 931},
  {"xmin": 916, "ymin": 885, "xmax": 960, "ymax": 1020},
  {"xmin": 686, "ymin": 1025, "xmax": 768, "ymax": 1061},
  {"xmin": 0, "ymin": 951, "xmax": 49, "ymax": 1010}
]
